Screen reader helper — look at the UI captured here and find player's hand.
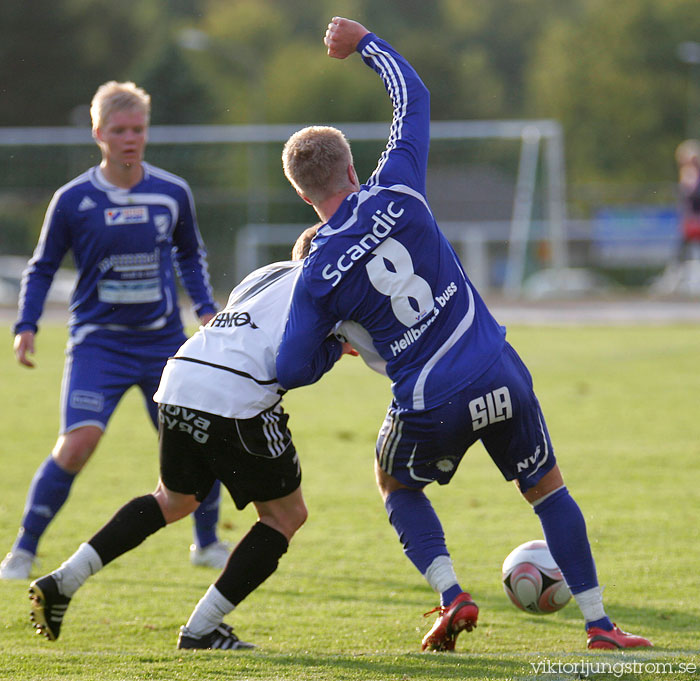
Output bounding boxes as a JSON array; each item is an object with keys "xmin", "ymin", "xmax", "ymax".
[
  {"xmin": 340, "ymin": 341, "xmax": 359, "ymax": 357},
  {"xmin": 14, "ymin": 330, "xmax": 36, "ymax": 368},
  {"xmin": 324, "ymin": 17, "xmax": 370, "ymax": 59},
  {"xmin": 199, "ymin": 312, "xmax": 216, "ymax": 326}
]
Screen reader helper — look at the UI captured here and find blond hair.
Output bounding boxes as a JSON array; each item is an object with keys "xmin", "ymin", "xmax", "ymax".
[
  {"xmin": 282, "ymin": 126, "xmax": 354, "ymax": 203},
  {"xmin": 291, "ymin": 223, "xmax": 321, "ymax": 260},
  {"xmin": 90, "ymin": 81, "xmax": 151, "ymax": 132}
]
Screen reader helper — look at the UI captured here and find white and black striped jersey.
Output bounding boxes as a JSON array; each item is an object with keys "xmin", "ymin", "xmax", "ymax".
[{"xmin": 154, "ymin": 260, "xmax": 342, "ymax": 419}]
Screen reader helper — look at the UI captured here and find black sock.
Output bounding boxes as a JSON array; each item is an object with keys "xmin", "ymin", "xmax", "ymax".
[
  {"xmin": 215, "ymin": 522, "xmax": 288, "ymax": 606},
  {"xmin": 88, "ymin": 495, "xmax": 166, "ymax": 566}
]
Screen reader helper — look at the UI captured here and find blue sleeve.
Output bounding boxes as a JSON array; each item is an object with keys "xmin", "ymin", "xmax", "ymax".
[
  {"xmin": 357, "ymin": 32, "xmax": 431, "ymax": 194},
  {"xmin": 171, "ymin": 183, "xmax": 217, "ymax": 318},
  {"xmin": 14, "ymin": 192, "xmax": 72, "ymax": 335},
  {"xmin": 276, "ymin": 276, "xmax": 343, "ymax": 389}
]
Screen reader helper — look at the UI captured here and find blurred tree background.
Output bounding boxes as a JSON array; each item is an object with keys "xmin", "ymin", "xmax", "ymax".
[
  {"xmin": 2, "ymin": 0, "xmax": 700, "ymax": 289},
  {"xmin": 3, "ymin": 0, "xmax": 700, "ymax": 183}
]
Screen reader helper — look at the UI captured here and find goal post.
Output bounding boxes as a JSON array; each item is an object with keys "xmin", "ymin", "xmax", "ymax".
[{"xmin": 229, "ymin": 119, "xmax": 569, "ymax": 291}]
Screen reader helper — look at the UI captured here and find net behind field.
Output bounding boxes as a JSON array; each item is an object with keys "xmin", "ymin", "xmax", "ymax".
[{"xmin": 0, "ymin": 121, "xmax": 564, "ymax": 294}]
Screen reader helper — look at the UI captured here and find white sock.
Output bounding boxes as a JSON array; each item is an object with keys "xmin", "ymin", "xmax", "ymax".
[
  {"xmin": 53, "ymin": 543, "xmax": 103, "ymax": 598},
  {"xmin": 573, "ymin": 585, "xmax": 607, "ymax": 623},
  {"xmin": 423, "ymin": 555, "xmax": 459, "ymax": 595},
  {"xmin": 184, "ymin": 585, "xmax": 236, "ymax": 637}
]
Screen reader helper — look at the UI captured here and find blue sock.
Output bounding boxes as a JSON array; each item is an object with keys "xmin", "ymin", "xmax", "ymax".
[
  {"xmin": 533, "ymin": 486, "xmax": 613, "ymax": 631},
  {"xmin": 16, "ymin": 456, "xmax": 76, "ymax": 555},
  {"xmin": 385, "ymin": 488, "xmax": 460, "ymax": 604},
  {"xmin": 441, "ymin": 583, "xmax": 463, "ymax": 607},
  {"xmin": 192, "ymin": 480, "xmax": 221, "ymax": 549},
  {"xmin": 587, "ymin": 616, "xmax": 613, "ymax": 631},
  {"xmin": 533, "ymin": 487, "xmax": 597, "ymax": 593}
]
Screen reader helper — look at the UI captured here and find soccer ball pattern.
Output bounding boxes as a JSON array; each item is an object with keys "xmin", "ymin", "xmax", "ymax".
[{"xmin": 502, "ymin": 540, "xmax": 571, "ymax": 614}]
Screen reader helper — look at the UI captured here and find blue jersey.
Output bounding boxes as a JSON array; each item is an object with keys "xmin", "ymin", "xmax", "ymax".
[
  {"xmin": 276, "ymin": 33, "xmax": 506, "ymax": 411},
  {"xmin": 14, "ymin": 162, "xmax": 216, "ymax": 339}
]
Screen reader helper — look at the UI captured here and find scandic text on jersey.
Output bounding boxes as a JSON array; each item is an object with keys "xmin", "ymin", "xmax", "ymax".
[{"xmin": 322, "ymin": 201, "xmax": 404, "ymax": 287}]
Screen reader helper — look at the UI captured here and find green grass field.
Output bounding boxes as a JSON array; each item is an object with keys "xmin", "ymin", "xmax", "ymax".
[{"xmin": 1, "ymin": 323, "xmax": 698, "ymax": 680}]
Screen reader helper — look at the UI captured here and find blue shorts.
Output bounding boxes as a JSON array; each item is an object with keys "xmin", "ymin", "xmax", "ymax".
[
  {"xmin": 376, "ymin": 342, "xmax": 555, "ymax": 493},
  {"xmin": 60, "ymin": 329, "xmax": 186, "ymax": 433}
]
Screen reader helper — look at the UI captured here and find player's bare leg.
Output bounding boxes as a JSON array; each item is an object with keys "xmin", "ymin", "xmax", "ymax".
[
  {"xmin": 53, "ymin": 425, "xmax": 103, "ymax": 472},
  {"xmin": 153, "ymin": 481, "xmax": 200, "ymax": 523}
]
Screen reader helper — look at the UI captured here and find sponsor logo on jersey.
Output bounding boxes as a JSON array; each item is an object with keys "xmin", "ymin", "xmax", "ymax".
[
  {"xmin": 104, "ymin": 206, "xmax": 149, "ymax": 226},
  {"xmin": 97, "ymin": 250, "xmax": 160, "ymax": 274},
  {"xmin": 78, "ymin": 196, "xmax": 97, "ymax": 211},
  {"xmin": 321, "ymin": 201, "xmax": 405, "ymax": 287},
  {"xmin": 389, "ymin": 307, "xmax": 440, "ymax": 357},
  {"xmin": 209, "ymin": 310, "xmax": 259, "ymax": 329},
  {"xmin": 436, "ymin": 281, "xmax": 458, "ymax": 308},
  {"xmin": 97, "ymin": 278, "xmax": 162, "ymax": 304},
  {"xmin": 387, "ymin": 281, "xmax": 458, "ymax": 357}
]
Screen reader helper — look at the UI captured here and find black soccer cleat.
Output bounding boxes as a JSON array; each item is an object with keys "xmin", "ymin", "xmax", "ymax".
[
  {"xmin": 177, "ymin": 622, "xmax": 255, "ymax": 650},
  {"xmin": 29, "ymin": 574, "xmax": 71, "ymax": 641}
]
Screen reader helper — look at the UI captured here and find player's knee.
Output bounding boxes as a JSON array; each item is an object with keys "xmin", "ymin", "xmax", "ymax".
[
  {"xmin": 52, "ymin": 426, "xmax": 102, "ymax": 473},
  {"xmin": 521, "ymin": 465, "xmax": 565, "ymax": 504},
  {"xmin": 260, "ymin": 500, "xmax": 307, "ymax": 541},
  {"xmin": 153, "ymin": 485, "xmax": 199, "ymax": 523},
  {"xmin": 279, "ymin": 502, "xmax": 308, "ymax": 537},
  {"xmin": 290, "ymin": 502, "xmax": 308, "ymax": 532}
]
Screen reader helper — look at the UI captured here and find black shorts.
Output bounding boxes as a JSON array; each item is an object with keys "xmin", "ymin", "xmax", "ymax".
[{"xmin": 158, "ymin": 403, "xmax": 301, "ymax": 510}]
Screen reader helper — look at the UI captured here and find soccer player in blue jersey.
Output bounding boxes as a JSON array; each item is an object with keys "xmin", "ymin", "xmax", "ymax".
[
  {"xmin": 277, "ymin": 17, "xmax": 652, "ymax": 652},
  {"xmin": 1, "ymin": 81, "xmax": 227, "ymax": 580}
]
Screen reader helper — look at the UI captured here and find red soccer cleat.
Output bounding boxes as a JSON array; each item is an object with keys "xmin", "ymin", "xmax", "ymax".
[
  {"xmin": 587, "ymin": 623, "xmax": 653, "ymax": 649},
  {"xmin": 421, "ymin": 592, "xmax": 479, "ymax": 652}
]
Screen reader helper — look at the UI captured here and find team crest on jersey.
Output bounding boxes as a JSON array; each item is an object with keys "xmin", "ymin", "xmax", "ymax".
[
  {"xmin": 105, "ymin": 206, "xmax": 149, "ymax": 226},
  {"xmin": 154, "ymin": 213, "xmax": 170, "ymax": 237}
]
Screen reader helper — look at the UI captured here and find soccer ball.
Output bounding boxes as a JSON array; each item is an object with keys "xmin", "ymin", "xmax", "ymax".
[{"xmin": 502, "ymin": 540, "xmax": 571, "ymax": 614}]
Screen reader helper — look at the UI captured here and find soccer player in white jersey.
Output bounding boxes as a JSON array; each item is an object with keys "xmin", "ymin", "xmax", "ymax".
[
  {"xmin": 276, "ymin": 18, "xmax": 652, "ymax": 652},
  {"xmin": 27, "ymin": 233, "xmax": 354, "ymax": 649},
  {"xmin": 1, "ymin": 82, "xmax": 227, "ymax": 580}
]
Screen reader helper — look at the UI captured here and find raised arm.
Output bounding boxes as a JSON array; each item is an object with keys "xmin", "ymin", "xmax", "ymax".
[
  {"xmin": 324, "ymin": 17, "xmax": 369, "ymax": 59},
  {"xmin": 326, "ymin": 18, "xmax": 431, "ymax": 193}
]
